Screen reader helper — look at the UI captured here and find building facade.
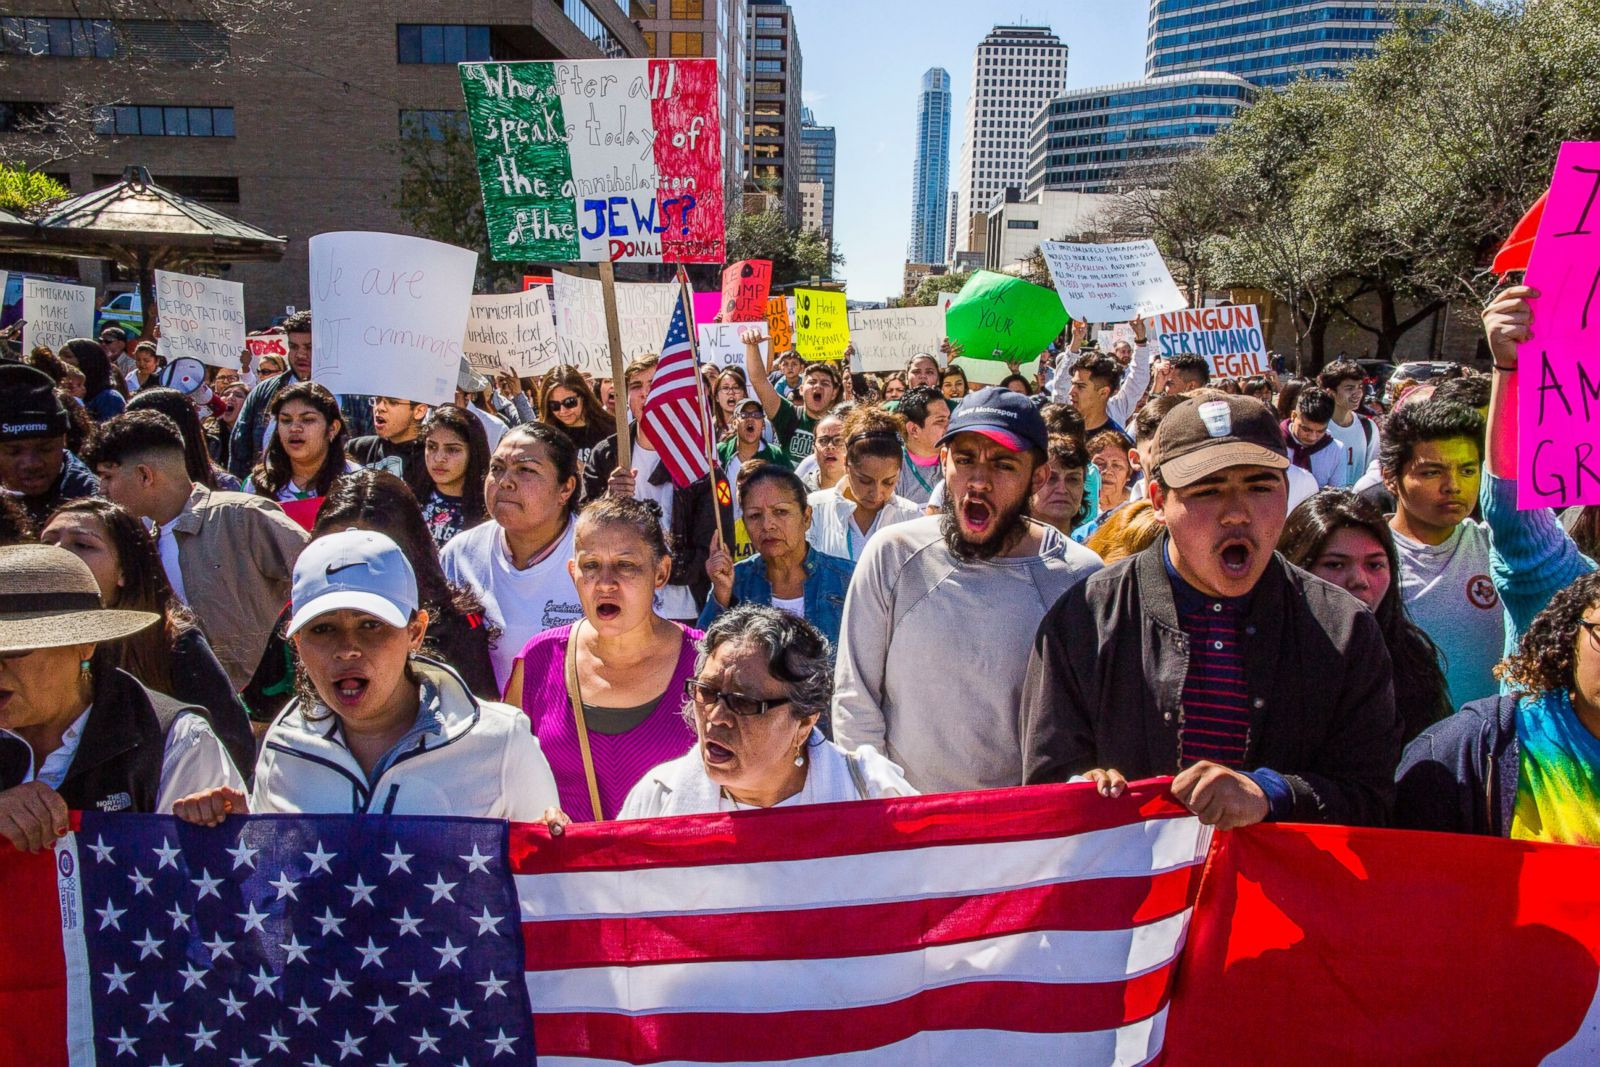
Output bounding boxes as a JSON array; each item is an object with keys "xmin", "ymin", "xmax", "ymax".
[
  {"xmin": 1026, "ymin": 72, "xmax": 1256, "ymax": 194},
  {"xmin": 634, "ymin": 0, "xmax": 747, "ymax": 209},
  {"xmin": 799, "ymin": 179, "xmax": 824, "ymax": 233},
  {"xmin": 902, "ymin": 260, "xmax": 947, "ymax": 299},
  {"xmin": 0, "ymin": 1, "xmax": 647, "ymax": 324},
  {"xmin": 798, "ymin": 107, "xmax": 834, "ymax": 236},
  {"xmin": 744, "ymin": 1, "xmax": 802, "ymax": 226},
  {"xmin": 907, "ymin": 67, "xmax": 951, "ymax": 265},
  {"xmin": 945, "ymin": 190, "xmax": 960, "ymax": 264},
  {"xmin": 981, "ymin": 188, "xmax": 1125, "ymax": 273},
  {"xmin": 1145, "ymin": 1, "xmax": 1428, "ymax": 88},
  {"xmin": 953, "ymin": 25, "xmax": 1068, "ymax": 255}
]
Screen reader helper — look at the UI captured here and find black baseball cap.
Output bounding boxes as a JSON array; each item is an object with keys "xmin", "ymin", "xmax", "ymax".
[
  {"xmin": 0, "ymin": 364, "xmax": 70, "ymax": 441},
  {"xmin": 1152, "ymin": 392, "xmax": 1288, "ymax": 488},
  {"xmin": 937, "ymin": 386, "xmax": 1048, "ymax": 453}
]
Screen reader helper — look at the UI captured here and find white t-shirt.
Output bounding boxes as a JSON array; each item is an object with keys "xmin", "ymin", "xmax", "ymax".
[
  {"xmin": 440, "ymin": 518, "xmax": 583, "ymax": 692},
  {"xmin": 1393, "ymin": 519, "xmax": 1503, "ymax": 708},
  {"xmin": 772, "ymin": 593, "xmax": 806, "ymax": 619},
  {"xmin": 157, "ymin": 515, "xmax": 187, "ymax": 604},
  {"xmin": 632, "ymin": 444, "xmax": 699, "ymax": 621},
  {"xmin": 1326, "ymin": 413, "xmax": 1378, "ymax": 488}
]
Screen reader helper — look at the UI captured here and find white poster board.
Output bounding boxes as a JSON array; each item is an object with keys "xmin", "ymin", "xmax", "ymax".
[
  {"xmin": 1151, "ymin": 304, "xmax": 1270, "ymax": 378},
  {"xmin": 23, "ymin": 278, "xmax": 94, "ymax": 354},
  {"xmin": 847, "ymin": 307, "xmax": 945, "ymax": 373},
  {"xmin": 550, "ymin": 270, "xmax": 610, "ymax": 377},
  {"xmin": 616, "ymin": 282, "xmax": 680, "ymax": 362},
  {"xmin": 154, "ymin": 270, "xmax": 245, "ymax": 368},
  {"xmin": 462, "ymin": 289, "xmax": 558, "ymax": 376},
  {"xmin": 309, "ymin": 231, "xmax": 477, "ymax": 406},
  {"xmin": 696, "ymin": 322, "xmax": 748, "ymax": 370},
  {"xmin": 1039, "ymin": 240, "xmax": 1187, "ymax": 322}
]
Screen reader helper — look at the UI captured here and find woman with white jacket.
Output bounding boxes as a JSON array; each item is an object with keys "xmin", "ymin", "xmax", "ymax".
[{"xmin": 174, "ymin": 529, "xmax": 558, "ymax": 823}]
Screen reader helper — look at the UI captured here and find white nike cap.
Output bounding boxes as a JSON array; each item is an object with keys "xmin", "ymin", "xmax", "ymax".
[{"xmin": 286, "ymin": 529, "xmax": 419, "ymax": 637}]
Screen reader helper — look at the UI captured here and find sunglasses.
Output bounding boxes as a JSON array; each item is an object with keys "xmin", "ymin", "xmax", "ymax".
[
  {"xmin": 550, "ymin": 396, "xmax": 582, "ymax": 412},
  {"xmin": 684, "ymin": 678, "xmax": 790, "ymax": 717}
]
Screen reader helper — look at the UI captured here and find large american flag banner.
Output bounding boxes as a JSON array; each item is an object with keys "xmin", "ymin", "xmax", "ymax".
[
  {"xmin": 638, "ymin": 299, "xmax": 713, "ymax": 489},
  {"xmin": 2, "ymin": 783, "xmax": 1210, "ymax": 1066}
]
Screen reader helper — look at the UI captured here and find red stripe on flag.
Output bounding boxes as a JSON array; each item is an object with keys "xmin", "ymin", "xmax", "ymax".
[
  {"xmin": 523, "ymin": 866, "xmax": 1200, "ymax": 970},
  {"xmin": 0, "ymin": 844, "xmax": 68, "ymax": 1067},
  {"xmin": 532, "ymin": 971, "xmax": 1176, "ymax": 1062},
  {"xmin": 509, "ymin": 780, "xmax": 1186, "ymax": 874}
]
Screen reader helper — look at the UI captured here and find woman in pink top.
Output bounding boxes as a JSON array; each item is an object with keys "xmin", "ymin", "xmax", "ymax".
[{"xmin": 507, "ymin": 496, "xmax": 700, "ymax": 820}]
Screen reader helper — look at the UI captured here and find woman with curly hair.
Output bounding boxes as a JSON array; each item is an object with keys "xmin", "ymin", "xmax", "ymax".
[{"xmin": 1396, "ymin": 571, "xmax": 1600, "ymax": 840}]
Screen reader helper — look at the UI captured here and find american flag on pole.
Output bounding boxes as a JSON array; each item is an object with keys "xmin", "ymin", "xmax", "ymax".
[{"xmin": 638, "ymin": 299, "xmax": 712, "ymax": 489}]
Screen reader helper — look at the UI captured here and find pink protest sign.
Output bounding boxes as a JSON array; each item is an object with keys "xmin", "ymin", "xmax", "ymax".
[
  {"xmin": 1519, "ymin": 141, "xmax": 1600, "ymax": 509},
  {"xmin": 692, "ymin": 290, "xmax": 722, "ymax": 327}
]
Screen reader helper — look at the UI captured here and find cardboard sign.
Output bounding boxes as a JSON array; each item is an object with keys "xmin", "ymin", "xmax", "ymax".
[
  {"xmin": 245, "ymin": 332, "xmax": 287, "ymax": 363},
  {"xmin": 793, "ymin": 289, "xmax": 849, "ymax": 362},
  {"xmin": 22, "ymin": 278, "xmax": 94, "ymax": 354},
  {"xmin": 458, "ymin": 59, "xmax": 724, "ymax": 264},
  {"xmin": 1152, "ymin": 305, "xmax": 1268, "ymax": 378},
  {"xmin": 522, "ymin": 274, "xmax": 552, "ymax": 290},
  {"xmin": 1519, "ymin": 141, "xmax": 1600, "ymax": 509},
  {"xmin": 309, "ymin": 231, "xmax": 477, "ymax": 406},
  {"xmin": 766, "ymin": 296, "xmax": 794, "ymax": 353},
  {"xmin": 550, "ymin": 269, "xmax": 611, "ymax": 377},
  {"xmin": 943, "ymin": 271, "xmax": 1066, "ymax": 363},
  {"xmin": 462, "ymin": 289, "xmax": 558, "ymax": 376},
  {"xmin": 721, "ymin": 260, "xmax": 772, "ymax": 322},
  {"xmin": 696, "ymin": 322, "xmax": 748, "ymax": 370},
  {"xmin": 1040, "ymin": 240, "xmax": 1187, "ymax": 322},
  {"xmin": 616, "ymin": 281, "xmax": 680, "ymax": 362},
  {"xmin": 154, "ymin": 270, "xmax": 245, "ymax": 368},
  {"xmin": 847, "ymin": 307, "xmax": 945, "ymax": 373}
]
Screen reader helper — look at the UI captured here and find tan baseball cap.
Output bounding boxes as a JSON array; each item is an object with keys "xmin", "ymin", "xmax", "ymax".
[{"xmin": 1151, "ymin": 392, "xmax": 1289, "ymax": 489}]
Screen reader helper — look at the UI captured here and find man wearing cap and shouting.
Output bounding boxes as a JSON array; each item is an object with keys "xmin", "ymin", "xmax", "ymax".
[
  {"xmin": 832, "ymin": 388, "xmax": 1101, "ymax": 793},
  {"xmin": 1020, "ymin": 391, "xmax": 1402, "ymax": 828},
  {"xmin": 0, "ymin": 364, "xmax": 100, "ymax": 525}
]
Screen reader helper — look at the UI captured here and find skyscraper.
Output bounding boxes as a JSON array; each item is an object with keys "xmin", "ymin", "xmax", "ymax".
[
  {"xmin": 799, "ymin": 107, "xmax": 835, "ymax": 235},
  {"xmin": 946, "ymin": 190, "xmax": 960, "ymax": 264},
  {"xmin": 954, "ymin": 25, "xmax": 1068, "ymax": 255},
  {"xmin": 1145, "ymin": 1, "xmax": 1430, "ymax": 89},
  {"xmin": 745, "ymin": 1, "xmax": 804, "ymax": 226},
  {"xmin": 907, "ymin": 67, "xmax": 952, "ymax": 266}
]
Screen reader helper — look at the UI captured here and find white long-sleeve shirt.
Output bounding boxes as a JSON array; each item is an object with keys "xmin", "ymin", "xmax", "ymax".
[{"xmin": 1048, "ymin": 343, "xmax": 1152, "ymax": 427}]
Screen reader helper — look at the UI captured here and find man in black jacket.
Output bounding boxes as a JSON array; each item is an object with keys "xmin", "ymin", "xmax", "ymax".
[{"xmin": 1020, "ymin": 392, "xmax": 1402, "ymax": 828}]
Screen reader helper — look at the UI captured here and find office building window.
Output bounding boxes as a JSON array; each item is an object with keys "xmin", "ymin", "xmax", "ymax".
[
  {"xmin": 1007, "ymin": 219, "xmax": 1039, "ymax": 229},
  {"xmin": 95, "ymin": 104, "xmax": 234, "ymax": 137},
  {"xmin": 0, "ymin": 17, "xmax": 115, "ymax": 58},
  {"xmin": 642, "ymin": 30, "xmax": 656, "ymax": 53},
  {"xmin": 669, "ymin": 31, "xmax": 703, "ymax": 55},
  {"xmin": 754, "ymin": 57, "xmax": 781, "ymax": 73},
  {"xmin": 396, "ymin": 24, "xmax": 491, "ymax": 64},
  {"xmin": 0, "ymin": 101, "xmax": 53, "ymax": 132},
  {"xmin": 400, "ymin": 109, "xmax": 469, "ymax": 140},
  {"xmin": 670, "ymin": 0, "xmax": 703, "ymax": 16},
  {"xmin": 564, "ymin": 0, "xmax": 623, "ymax": 57}
]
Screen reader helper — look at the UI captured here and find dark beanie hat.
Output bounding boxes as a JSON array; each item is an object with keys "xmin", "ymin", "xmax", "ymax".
[{"xmin": 0, "ymin": 364, "xmax": 70, "ymax": 440}]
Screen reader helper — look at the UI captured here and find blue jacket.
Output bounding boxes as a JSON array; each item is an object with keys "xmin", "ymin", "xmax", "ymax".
[
  {"xmin": 1394, "ymin": 694, "xmax": 1521, "ymax": 838},
  {"xmin": 697, "ymin": 546, "xmax": 855, "ymax": 649}
]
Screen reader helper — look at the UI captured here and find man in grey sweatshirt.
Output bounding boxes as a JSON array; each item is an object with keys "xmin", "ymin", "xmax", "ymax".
[{"xmin": 832, "ymin": 389, "xmax": 1102, "ymax": 793}]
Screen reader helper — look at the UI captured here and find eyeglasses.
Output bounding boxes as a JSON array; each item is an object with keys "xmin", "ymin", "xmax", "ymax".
[
  {"xmin": 550, "ymin": 396, "xmax": 582, "ymax": 411},
  {"xmin": 739, "ymin": 410, "xmax": 765, "ymax": 422},
  {"xmin": 684, "ymin": 678, "xmax": 790, "ymax": 717},
  {"xmin": 815, "ymin": 435, "xmax": 843, "ymax": 448},
  {"xmin": 1581, "ymin": 620, "xmax": 1600, "ymax": 651}
]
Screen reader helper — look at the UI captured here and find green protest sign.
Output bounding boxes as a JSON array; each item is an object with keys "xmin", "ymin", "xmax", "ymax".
[{"xmin": 943, "ymin": 271, "xmax": 1067, "ymax": 363}]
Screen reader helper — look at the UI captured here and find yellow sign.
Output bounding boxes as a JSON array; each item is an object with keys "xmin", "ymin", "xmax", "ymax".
[{"xmin": 793, "ymin": 288, "xmax": 850, "ymax": 362}]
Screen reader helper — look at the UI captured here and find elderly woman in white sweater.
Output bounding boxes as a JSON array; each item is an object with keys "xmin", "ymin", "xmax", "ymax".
[{"xmin": 545, "ymin": 605, "xmax": 911, "ymax": 826}]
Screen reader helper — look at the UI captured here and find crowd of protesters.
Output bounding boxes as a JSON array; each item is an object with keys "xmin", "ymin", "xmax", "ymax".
[{"xmin": 2, "ymin": 280, "xmax": 1599, "ymax": 851}]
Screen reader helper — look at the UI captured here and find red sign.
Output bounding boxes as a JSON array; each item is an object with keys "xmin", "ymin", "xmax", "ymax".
[
  {"xmin": 720, "ymin": 260, "xmax": 772, "ymax": 322},
  {"xmin": 522, "ymin": 275, "xmax": 552, "ymax": 291}
]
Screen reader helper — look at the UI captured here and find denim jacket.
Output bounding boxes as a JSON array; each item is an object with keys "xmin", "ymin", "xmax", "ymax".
[{"xmin": 697, "ymin": 546, "xmax": 855, "ymax": 648}]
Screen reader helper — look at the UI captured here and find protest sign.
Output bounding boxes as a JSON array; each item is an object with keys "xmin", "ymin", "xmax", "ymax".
[
  {"xmin": 691, "ymin": 290, "xmax": 722, "ymax": 328},
  {"xmin": 458, "ymin": 59, "xmax": 724, "ymax": 264},
  {"xmin": 522, "ymin": 274, "xmax": 552, "ymax": 291},
  {"xmin": 550, "ymin": 269, "xmax": 611, "ymax": 377},
  {"xmin": 847, "ymin": 306, "xmax": 945, "ymax": 372},
  {"xmin": 245, "ymin": 331, "xmax": 287, "ymax": 364},
  {"xmin": 765, "ymin": 296, "xmax": 795, "ymax": 353},
  {"xmin": 22, "ymin": 278, "xmax": 93, "ymax": 354},
  {"xmin": 1040, "ymin": 240, "xmax": 1187, "ymax": 322},
  {"xmin": 309, "ymin": 231, "xmax": 477, "ymax": 406},
  {"xmin": 721, "ymin": 260, "xmax": 772, "ymax": 321},
  {"xmin": 462, "ymin": 289, "xmax": 558, "ymax": 376},
  {"xmin": 943, "ymin": 271, "xmax": 1066, "ymax": 364},
  {"xmin": 794, "ymin": 289, "xmax": 849, "ymax": 362},
  {"xmin": 1519, "ymin": 140, "xmax": 1600, "ymax": 509},
  {"xmin": 697, "ymin": 322, "xmax": 748, "ymax": 370},
  {"xmin": 616, "ymin": 281, "xmax": 679, "ymax": 362},
  {"xmin": 1152, "ymin": 305, "xmax": 1268, "ymax": 378},
  {"xmin": 153, "ymin": 270, "xmax": 245, "ymax": 368}
]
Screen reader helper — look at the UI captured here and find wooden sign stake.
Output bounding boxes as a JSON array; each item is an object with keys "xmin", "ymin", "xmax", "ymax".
[{"xmin": 597, "ymin": 259, "xmax": 631, "ymax": 467}]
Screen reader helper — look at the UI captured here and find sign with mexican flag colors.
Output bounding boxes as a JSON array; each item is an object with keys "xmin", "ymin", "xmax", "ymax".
[{"xmin": 459, "ymin": 59, "xmax": 724, "ymax": 264}]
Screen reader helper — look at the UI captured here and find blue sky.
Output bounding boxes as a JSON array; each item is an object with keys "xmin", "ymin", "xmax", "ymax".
[{"xmin": 793, "ymin": 1, "xmax": 1149, "ymax": 302}]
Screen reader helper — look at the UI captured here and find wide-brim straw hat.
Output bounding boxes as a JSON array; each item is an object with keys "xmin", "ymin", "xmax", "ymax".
[{"xmin": 0, "ymin": 544, "xmax": 158, "ymax": 653}]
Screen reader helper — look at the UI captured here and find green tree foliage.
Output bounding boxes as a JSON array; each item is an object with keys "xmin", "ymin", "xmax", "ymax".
[
  {"xmin": 903, "ymin": 271, "xmax": 971, "ymax": 307},
  {"xmin": 0, "ymin": 166, "xmax": 69, "ymax": 215},
  {"xmin": 392, "ymin": 122, "xmax": 526, "ymax": 292},
  {"xmin": 725, "ymin": 209, "xmax": 843, "ymax": 284}
]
